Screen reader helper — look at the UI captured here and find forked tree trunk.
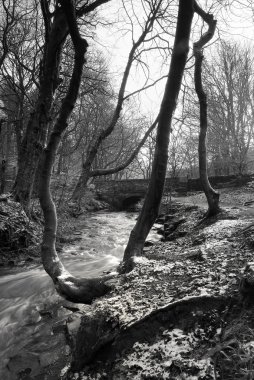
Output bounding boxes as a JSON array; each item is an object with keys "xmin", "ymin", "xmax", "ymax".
[
  {"xmin": 193, "ymin": 2, "xmax": 220, "ymax": 217},
  {"xmin": 39, "ymin": 0, "xmax": 114, "ymax": 304},
  {"xmin": 122, "ymin": 0, "xmax": 194, "ymax": 272}
]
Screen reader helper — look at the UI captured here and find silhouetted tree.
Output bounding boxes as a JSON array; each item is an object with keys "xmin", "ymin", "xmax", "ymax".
[{"xmin": 122, "ymin": 0, "xmax": 195, "ymax": 271}]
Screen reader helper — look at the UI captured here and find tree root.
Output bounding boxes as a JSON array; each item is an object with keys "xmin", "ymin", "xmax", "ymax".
[
  {"xmin": 55, "ymin": 274, "xmax": 118, "ymax": 304},
  {"xmin": 70, "ymin": 294, "xmax": 235, "ymax": 371}
]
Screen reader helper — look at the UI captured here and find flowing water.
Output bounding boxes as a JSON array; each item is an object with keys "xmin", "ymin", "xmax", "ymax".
[{"xmin": 0, "ymin": 211, "xmax": 160, "ymax": 378}]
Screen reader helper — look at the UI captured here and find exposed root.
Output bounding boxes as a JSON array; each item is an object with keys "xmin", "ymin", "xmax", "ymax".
[
  {"xmin": 55, "ymin": 274, "xmax": 118, "ymax": 304},
  {"xmin": 118, "ymin": 257, "xmax": 136, "ymax": 274},
  {"xmin": 70, "ymin": 294, "xmax": 235, "ymax": 371}
]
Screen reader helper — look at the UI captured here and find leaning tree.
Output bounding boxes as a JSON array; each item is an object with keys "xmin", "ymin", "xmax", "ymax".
[
  {"xmin": 122, "ymin": 0, "xmax": 195, "ymax": 271},
  {"xmin": 13, "ymin": 0, "xmax": 110, "ymax": 214},
  {"xmin": 12, "ymin": 0, "xmax": 218, "ymax": 303},
  {"xmin": 39, "ymin": 0, "xmax": 195, "ymax": 301}
]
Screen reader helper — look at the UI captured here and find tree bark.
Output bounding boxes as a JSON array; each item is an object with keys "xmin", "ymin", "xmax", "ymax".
[
  {"xmin": 39, "ymin": 0, "xmax": 114, "ymax": 304},
  {"xmin": 122, "ymin": 0, "xmax": 194, "ymax": 272},
  {"xmin": 12, "ymin": 0, "xmax": 110, "ymax": 214},
  {"xmin": 193, "ymin": 2, "xmax": 219, "ymax": 217},
  {"xmin": 13, "ymin": 7, "xmax": 68, "ymax": 213},
  {"xmin": 0, "ymin": 159, "xmax": 6, "ymax": 194}
]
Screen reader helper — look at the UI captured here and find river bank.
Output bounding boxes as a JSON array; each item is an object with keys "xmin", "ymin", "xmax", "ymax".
[
  {"xmin": 65, "ymin": 188, "xmax": 254, "ymax": 380},
  {"xmin": 0, "ymin": 189, "xmax": 111, "ymax": 269},
  {"xmin": 0, "ymin": 210, "xmax": 139, "ymax": 379},
  {"xmin": 2, "ymin": 187, "xmax": 254, "ymax": 379}
]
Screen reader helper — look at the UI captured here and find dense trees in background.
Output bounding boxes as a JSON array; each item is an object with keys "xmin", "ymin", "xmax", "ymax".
[
  {"xmin": 70, "ymin": 0, "xmax": 172, "ymax": 201},
  {"xmin": 0, "ymin": 0, "xmax": 254, "ymax": 298},
  {"xmin": 205, "ymin": 42, "xmax": 254, "ymax": 176},
  {"xmin": 0, "ymin": 0, "xmax": 173, "ymax": 206},
  {"xmin": 2, "ymin": 2, "xmax": 254, "ymax": 205}
]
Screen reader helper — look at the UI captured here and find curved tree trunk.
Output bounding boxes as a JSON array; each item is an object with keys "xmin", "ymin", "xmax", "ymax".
[
  {"xmin": 13, "ymin": 8, "xmax": 69, "ymax": 213},
  {"xmin": 39, "ymin": 0, "xmax": 114, "ymax": 304},
  {"xmin": 13, "ymin": 0, "xmax": 110, "ymax": 214},
  {"xmin": 122, "ymin": 0, "xmax": 194, "ymax": 272},
  {"xmin": 193, "ymin": 2, "xmax": 219, "ymax": 217}
]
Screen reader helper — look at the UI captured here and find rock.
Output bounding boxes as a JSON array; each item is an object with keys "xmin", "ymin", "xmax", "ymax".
[
  {"xmin": 164, "ymin": 214, "xmax": 175, "ymax": 222},
  {"xmin": 155, "ymin": 216, "xmax": 165, "ymax": 224},
  {"xmin": 239, "ymin": 262, "xmax": 254, "ymax": 305},
  {"xmin": 144, "ymin": 240, "xmax": 154, "ymax": 247},
  {"xmin": 156, "ymin": 227, "xmax": 164, "ymax": 235},
  {"xmin": 7, "ymin": 353, "xmax": 40, "ymax": 377},
  {"xmin": 67, "ymin": 314, "xmax": 83, "ymax": 342},
  {"xmin": 165, "ymin": 231, "xmax": 187, "ymax": 241},
  {"xmin": 25, "ymin": 256, "xmax": 34, "ymax": 262},
  {"xmin": 164, "ymin": 218, "xmax": 186, "ymax": 236},
  {"xmin": 53, "ymin": 320, "xmax": 67, "ymax": 334},
  {"xmin": 244, "ymin": 200, "xmax": 254, "ymax": 206},
  {"xmin": 39, "ymin": 309, "xmax": 54, "ymax": 318},
  {"xmin": 192, "ymin": 234, "xmax": 206, "ymax": 246},
  {"xmin": 69, "ymin": 310, "xmax": 119, "ymax": 371},
  {"xmin": 187, "ymin": 249, "xmax": 205, "ymax": 261}
]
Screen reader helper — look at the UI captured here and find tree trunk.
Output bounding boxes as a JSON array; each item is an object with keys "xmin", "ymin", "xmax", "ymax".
[
  {"xmin": 0, "ymin": 159, "xmax": 6, "ymax": 194},
  {"xmin": 12, "ymin": 1, "xmax": 110, "ymax": 213},
  {"xmin": 122, "ymin": 0, "xmax": 194, "ymax": 272},
  {"xmin": 13, "ymin": 9, "xmax": 69, "ymax": 213},
  {"xmin": 71, "ymin": 162, "xmax": 91, "ymax": 201},
  {"xmin": 39, "ymin": 0, "xmax": 114, "ymax": 304},
  {"xmin": 193, "ymin": 2, "xmax": 219, "ymax": 217}
]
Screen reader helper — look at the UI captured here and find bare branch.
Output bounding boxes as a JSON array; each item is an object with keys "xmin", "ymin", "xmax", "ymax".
[{"xmin": 90, "ymin": 115, "xmax": 159, "ymax": 176}]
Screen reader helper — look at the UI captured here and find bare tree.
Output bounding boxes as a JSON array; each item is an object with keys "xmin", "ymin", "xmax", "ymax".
[
  {"xmin": 13, "ymin": 0, "xmax": 110, "ymax": 213},
  {"xmin": 0, "ymin": 0, "xmax": 21, "ymax": 69},
  {"xmin": 122, "ymin": 0, "xmax": 194, "ymax": 272},
  {"xmin": 71, "ymin": 0, "xmax": 170, "ymax": 201},
  {"xmin": 193, "ymin": 2, "xmax": 220, "ymax": 216},
  {"xmin": 39, "ymin": 0, "xmax": 115, "ymax": 303},
  {"xmin": 204, "ymin": 42, "xmax": 254, "ymax": 176}
]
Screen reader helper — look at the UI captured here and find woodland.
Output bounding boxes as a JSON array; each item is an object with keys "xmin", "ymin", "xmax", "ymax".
[{"xmin": 2, "ymin": 0, "xmax": 254, "ymax": 379}]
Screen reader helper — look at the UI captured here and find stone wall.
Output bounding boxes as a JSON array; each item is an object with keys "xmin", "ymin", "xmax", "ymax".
[{"xmin": 187, "ymin": 174, "xmax": 252, "ymax": 192}]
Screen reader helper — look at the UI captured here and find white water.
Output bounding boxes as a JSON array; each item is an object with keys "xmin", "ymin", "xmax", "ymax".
[{"xmin": 0, "ymin": 211, "xmax": 160, "ymax": 376}]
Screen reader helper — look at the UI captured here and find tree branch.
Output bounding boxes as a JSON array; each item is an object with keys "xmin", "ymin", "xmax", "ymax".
[{"xmin": 90, "ymin": 115, "xmax": 159, "ymax": 177}]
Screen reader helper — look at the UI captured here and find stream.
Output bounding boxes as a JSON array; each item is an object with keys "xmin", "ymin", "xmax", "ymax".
[{"xmin": 0, "ymin": 211, "xmax": 160, "ymax": 379}]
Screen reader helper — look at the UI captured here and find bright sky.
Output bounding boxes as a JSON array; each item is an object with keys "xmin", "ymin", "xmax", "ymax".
[{"xmin": 91, "ymin": 0, "xmax": 254, "ymax": 119}]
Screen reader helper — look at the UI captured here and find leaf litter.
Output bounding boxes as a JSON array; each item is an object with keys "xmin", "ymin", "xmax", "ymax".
[{"xmin": 68, "ymin": 189, "xmax": 254, "ymax": 380}]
